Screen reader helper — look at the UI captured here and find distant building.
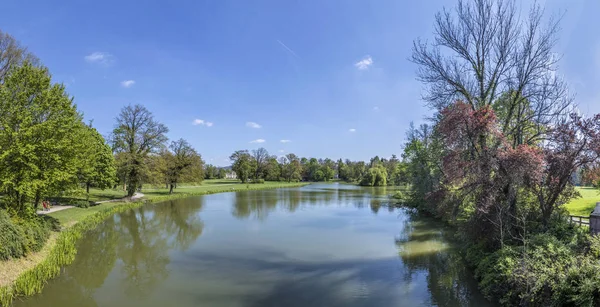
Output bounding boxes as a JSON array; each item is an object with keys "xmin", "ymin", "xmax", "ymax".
[{"xmin": 225, "ymin": 171, "xmax": 237, "ymax": 179}]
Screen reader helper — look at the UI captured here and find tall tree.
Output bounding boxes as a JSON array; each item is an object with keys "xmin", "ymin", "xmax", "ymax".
[
  {"xmin": 111, "ymin": 104, "xmax": 168, "ymax": 197},
  {"xmin": 251, "ymin": 147, "xmax": 269, "ymax": 180},
  {"xmin": 230, "ymin": 150, "xmax": 255, "ymax": 183},
  {"xmin": 165, "ymin": 139, "xmax": 199, "ymax": 194},
  {"xmin": 411, "ymin": 0, "xmax": 571, "ymax": 146},
  {"xmin": 77, "ymin": 125, "xmax": 117, "ymax": 195},
  {"xmin": 0, "ymin": 63, "xmax": 84, "ymax": 211}
]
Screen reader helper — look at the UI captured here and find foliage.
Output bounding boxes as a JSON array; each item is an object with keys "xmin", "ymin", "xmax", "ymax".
[
  {"xmin": 111, "ymin": 104, "xmax": 169, "ymax": 196},
  {"xmin": 230, "ymin": 150, "xmax": 255, "ymax": 183},
  {"xmin": 360, "ymin": 165, "xmax": 388, "ymax": 186},
  {"xmin": 163, "ymin": 139, "xmax": 202, "ymax": 194},
  {"xmin": 0, "ymin": 210, "xmax": 51, "ymax": 261},
  {"xmin": 0, "ymin": 63, "xmax": 85, "ymax": 212},
  {"xmin": 76, "ymin": 124, "xmax": 116, "ymax": 194}
]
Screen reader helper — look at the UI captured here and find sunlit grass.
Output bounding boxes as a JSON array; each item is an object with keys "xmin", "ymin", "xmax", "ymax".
[{"xmin": 564, "ymin": 187, "xmax": 600, "ymax": 216}]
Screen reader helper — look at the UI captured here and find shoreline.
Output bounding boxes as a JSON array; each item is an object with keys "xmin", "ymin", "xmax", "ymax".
[{"xmin": 0, "ymin": 181, "xmax": 309, "ymax": 306}]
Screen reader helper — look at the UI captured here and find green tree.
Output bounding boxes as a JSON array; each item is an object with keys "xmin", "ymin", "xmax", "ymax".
[
  {"xmin": 230, "ymin": 150, "xmax": 255, "ymax": 183},
  {"xmin": 0, "ymin": 63, "xmax": 84, "ymax": 211},
  {"xmin": 218, "ymin": 168, "xmax": 227, "ymax": 179},
  {"xmin": 360, "ymin": 165, "xmax": 388, "ymax": 186},
  {"xmin": 264, "ymin": 156, "xmax": 281, "ymax": 181},
  {"xmin": 165, "ymin": 139, "xmax": 199, "ymax": 194},
  {"xmin": 111, "ymin": 104, "xmax": 169, "ymax": 197},
  {"xmin": 77, "ymin": 125, "xmax": 116, "ymax": 195}
]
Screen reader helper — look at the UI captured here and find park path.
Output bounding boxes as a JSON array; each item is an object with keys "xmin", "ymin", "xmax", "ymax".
[
  {"xmin": 36, "ymin": 192, "xmax": 145, "ymax": 215},
  {"xmin": 37, "ymin": 205, "xmax": 74, "ymax": 215}
]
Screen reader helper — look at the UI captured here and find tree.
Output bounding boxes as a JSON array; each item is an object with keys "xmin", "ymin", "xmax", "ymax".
[
  {"xmin": 251, "ymin": 147, "xmax": 269, "ymax": 180},
  {"xmin": 0, "ymin": 63, "xmax": 84, "ymax": 211},
  {"xmin": 411, "ymin": 0, "xmax": 571, "ymax": 146},
  {"xmin": 218, "ymin": 168, "xmax": 227, "ymax": 179},
  {"xmin": 111, "ymin": 104, "xmax": 169, "ymax": 197},
  {"xmin": 77, "ymin": 125, "xmax": 116, "ymax": 195},
  {"xmin": 165, "ymin": 139, "xmax": 199, "ymax": 194},
  {"xmin": 204, "ymin": 164, "xmax": 218, "ymax": 179},
  {"xmin": 0, "ymin": 30, "xmax": 39, "ymax": 82},
  {"xmin": 230, "ymin": 150, "xmax": 255, "ymax": 183},
  {"xmin": 263, "ymin": 156, "xmax": 281, "ymax": 181},
  {"xmin": 281, "ymin": 153, "xmax": 302, "ymax": 182},
  {"xmin": 360, "ymin": 165, "xmax": 388, "ymax": 186}
]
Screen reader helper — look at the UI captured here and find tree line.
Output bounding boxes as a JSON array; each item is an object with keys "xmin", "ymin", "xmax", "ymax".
[{"xmin": 228, "ymin": 147, "xmax": 405, "ymax": 186}]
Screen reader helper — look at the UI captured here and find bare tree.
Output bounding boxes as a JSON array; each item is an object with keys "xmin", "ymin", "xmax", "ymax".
[
  {"xmin": 411, "ymin": 0, "xmax": 571, "ymax": 146},
  {"xmin": 0, "ymin": 30, "xmax": 39, "ymax": 82},
  {"xmin": 111, "ymin": 104, "xmax": 169, "ymax": 196}
]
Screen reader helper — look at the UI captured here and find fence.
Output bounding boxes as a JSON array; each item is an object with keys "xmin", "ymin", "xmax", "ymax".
[{"xmin": 569, "ymin": 215, "xmax": 590, "ymax": 227}]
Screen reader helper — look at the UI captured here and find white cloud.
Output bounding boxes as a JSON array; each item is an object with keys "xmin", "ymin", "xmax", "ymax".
[
  {"xmin": 120, "ymin": 80, "xmax": 135, "ymax": 88},
  {"xmin": 192, "ymin": 119, "xmax": 213, "ymax": 127},
  {"xmin": 349, "ymin": 128, "xmax": 356, "ymax": 132},
  {"xmin": 246, "ymin": 121, "xmax": 262, "ymax": 129},
  {"xmin": 280, "ymin": 139, "xmax": 291, "ymax": 143},
  {"xmin": 354, "ymin": 55, "xmax": 373, "ymax": 70},
  {"xmin": 278, "ymin": 149, "xmax": 285, "ymax": 153},
  {"xmin": 250, "ymin": 139, "xmax": 266, "ymax": 143},
  {"xmin": 84, "ymin": 52, "xmax": 113, "ymax": 64}
]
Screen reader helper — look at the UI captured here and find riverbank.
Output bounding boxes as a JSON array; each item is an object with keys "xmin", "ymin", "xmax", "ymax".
[{"xmin": 0, "ymin": 180, "xmax": 309, "ymax": 306}]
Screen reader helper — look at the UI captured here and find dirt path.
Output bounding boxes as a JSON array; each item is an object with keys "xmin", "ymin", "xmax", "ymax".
[
  {"xmin": 36, "ymin": 192, "xmax": 146, "ymax": 215},
  {"xmin": 37, "ymin": 205, "xmax": 74, "ymax": 215}
]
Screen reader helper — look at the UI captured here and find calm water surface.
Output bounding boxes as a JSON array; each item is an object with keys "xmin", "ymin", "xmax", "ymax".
[{"xmin": 16, "ymin": 184, "xmax": 493, "ymax": 307}]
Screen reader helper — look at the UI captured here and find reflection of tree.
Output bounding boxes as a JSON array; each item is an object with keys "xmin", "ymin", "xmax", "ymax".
[
  {"xmin": 115, "ymin": 199, "xmax": 205, "ymax": 298},
  {"xmin": 395, "ymin": 213, "xmax": 490, "ymax": 307},
  {"xmin": 72, "ymin": 217, "xmax": 119, "ymax": 290},
  {"xmin": 118, "ymin": 208, "xmax": 170, "ymax": 298},
  {"xmin": 232, "ymin": 190, "xmax": 278, "ymax": 220},
  {"xmin": 153, "ymin": 198, "xmax": 205, "ymax": 251}
]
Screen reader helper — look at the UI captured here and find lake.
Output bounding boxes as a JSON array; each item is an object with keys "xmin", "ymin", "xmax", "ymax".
[{"xmin": 15, "ymin": 184, "xmax": 493, "ymax": 307}]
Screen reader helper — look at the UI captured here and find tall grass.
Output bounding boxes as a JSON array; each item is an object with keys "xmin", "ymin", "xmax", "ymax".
[{"xmin": 0, "ymin": 182, "xmax": 309, "ymax": 306}]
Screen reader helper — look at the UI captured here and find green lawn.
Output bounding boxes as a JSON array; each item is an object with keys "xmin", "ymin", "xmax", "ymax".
[
  {"xmin": 564, "ymin": 187, "xmax": 600, "ymax": 216},
  {"xmin": 49, "ymin": 180, "xmax": 307, "ymax": 225}
]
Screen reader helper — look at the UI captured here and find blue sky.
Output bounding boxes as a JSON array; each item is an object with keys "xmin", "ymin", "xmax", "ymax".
[{"xmin": 1, "ymin": 0, "xmax": 599, "ymax": 166}]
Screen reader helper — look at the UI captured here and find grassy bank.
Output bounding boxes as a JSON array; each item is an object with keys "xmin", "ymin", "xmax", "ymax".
[
  {"xmin": 565, "ymin": 187, "xmax": 600, "ymax": 216},
  {"xmin": 0, "ymin": 180, "xmax": 308, "ymax": 306}
]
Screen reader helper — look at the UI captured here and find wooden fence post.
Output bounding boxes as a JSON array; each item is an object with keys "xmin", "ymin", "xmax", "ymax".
[{"xmin": 590, "ymin": 203, "xmax": 600, "ymax": 235}]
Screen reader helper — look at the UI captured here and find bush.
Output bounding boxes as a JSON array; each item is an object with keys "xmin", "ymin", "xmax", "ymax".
[
  {"xmin": 0, "ymin": 210, "xmax": 27, "ymax": 260},
  {"xmin": 473, "ymin": 233, "xmax": 600, "ymax": 306},
  {"xmin": 0, "ymin": 210, "xmax": 51, "ymax": 260},
  {"xmin": 251, "ymin": 179, "xmax": 265, "ymax": 184}
]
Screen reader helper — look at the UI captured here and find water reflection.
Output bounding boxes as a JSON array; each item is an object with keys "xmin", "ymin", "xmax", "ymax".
[
  {"xmin": 15, "ymin": 184, "xmax": 492, "ymax": 307},
  {"xmin": 396, "ymin": 212, "xmax": 491, "ymax": 307}
]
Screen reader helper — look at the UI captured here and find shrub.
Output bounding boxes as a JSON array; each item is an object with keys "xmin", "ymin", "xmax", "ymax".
[
  {"xmin": 251, "ymin": 179, "xmax": 265, "ymax": 184},
  {"xmin": 0, "ymin": 210, "xmax": 27, "ymax": 260},
  {"xmin": 0, "ymin": 210, "xmax": 51, "ymax": 260},
  {"xmin": 474, "ymin": 233, "xmax": 600, "ymax": 307}
]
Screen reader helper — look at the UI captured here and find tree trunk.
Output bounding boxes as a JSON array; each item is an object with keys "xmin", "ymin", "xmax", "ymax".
[
  {"xmin": 169, "ymin": 184, "xmax": 174, "ymax": 194},
  {"xmin": 86, "ymin": 182, "xmax": 90, "ymax": 194}
]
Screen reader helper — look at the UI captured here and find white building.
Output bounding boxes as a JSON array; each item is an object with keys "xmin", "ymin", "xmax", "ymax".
[{"xmin": 225, "ymin": 171, "xmax": 237, "ymax": 179}]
